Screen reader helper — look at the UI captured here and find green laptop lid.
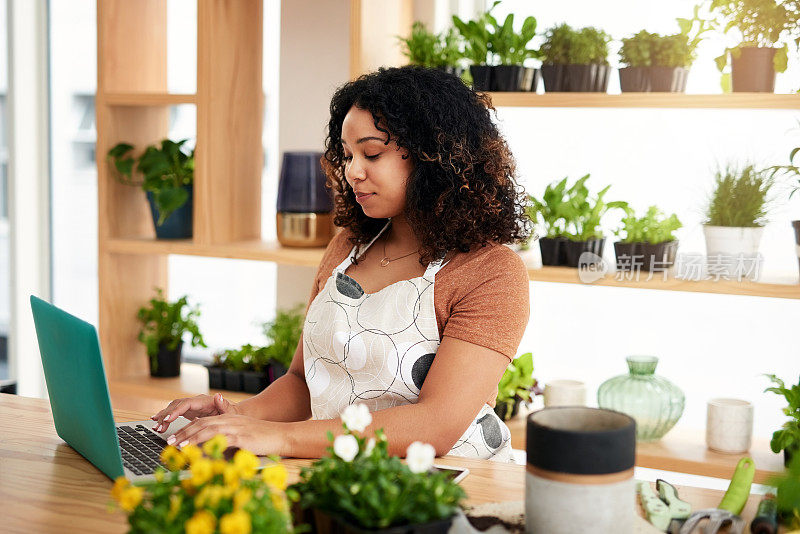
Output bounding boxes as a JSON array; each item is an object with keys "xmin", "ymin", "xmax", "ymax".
[{"xmin": 30, "ymin": 295, "xmax": 124, "ymax": 480}]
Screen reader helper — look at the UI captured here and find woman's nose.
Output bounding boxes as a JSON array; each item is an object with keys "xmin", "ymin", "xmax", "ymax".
[{"xmin": 346, "ymin": 159, "xmax": 366, "ymax": 182}]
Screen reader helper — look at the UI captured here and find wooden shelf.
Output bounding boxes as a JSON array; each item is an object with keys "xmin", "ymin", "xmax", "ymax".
[
  {"xmin": 102, "ymin": 92, "xmax": 197, "ymax": 106},
  {"xmin": 488, "ymin": 92, "xmax": 800, "ymax": 109}
]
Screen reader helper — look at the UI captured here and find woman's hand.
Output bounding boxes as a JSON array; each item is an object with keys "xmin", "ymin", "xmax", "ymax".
[
  {"xmin": 165, "ymin": 414, "xmax": 287, "ymax": 456},
  {"xmin": 151, "ymin": 393, "xmax": 240, "ymax": 433}
]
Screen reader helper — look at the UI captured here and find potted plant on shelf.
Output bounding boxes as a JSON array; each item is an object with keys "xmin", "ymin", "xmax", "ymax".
[
  {"xmin": 767, "ymin": 137, "xmax": 800, "ymax": 277},
  {"xmin": 137, "ymin": 288, "xmax": 206, "ymax": 378},
  {"xmin": 619, "ymin": 30, "xmax": 656, "ymax": 92},
  {"xmin": 764, "ymin": 374, "xmax": 800, "ymax": 467},
  {"xmin": 494, "ymin": 352, "xmax": 540, "ymax": 421},
  {"xmin": 539, "ymin": 23, "xmax": 612, "ymax": 92},
  {"xmin": 614, "ymin": 206, "xmax": 682, "ymax": 272},
  {"xmin": 711, "ymin": 0, "xmax": 799, "ymax": 93},
  {"xmin": 261, "ymin": 305, "xmax": 304, "ymax": 382},
  {"xmin": 289, "ymin": 404, "xmax": 466, "ymax": 533},
  {"xmin": 486, "ymin": 10, "xmax": 539, "ymax": 91},
  {"xmin": 527, "ymin": 177, "xmax": 574, "ymax": 266},
  {"xmin": 703, "ymin": 163, "xmax": 773, "ymax": 280},
  {"xmin": 399, "ymin": 22, "xmax": 463, "ymax": 76},
  {"xmin": 107, "ymin": 139, "xmax": 196, "ymax": 239},
  {"xmin": 452, "ymin": 2, "xmax": 497, "ymax": 91}
]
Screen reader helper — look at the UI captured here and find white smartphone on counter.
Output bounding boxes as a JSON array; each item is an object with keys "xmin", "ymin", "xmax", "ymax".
[{"xmin": 431, "ymin": 464, "xmax": 470, "ymax": 483}]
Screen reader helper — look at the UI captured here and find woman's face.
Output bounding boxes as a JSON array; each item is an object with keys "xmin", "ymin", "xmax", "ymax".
[{"xmin": 341, "ymin": 106, "xmax": 413, "ymax": 220}]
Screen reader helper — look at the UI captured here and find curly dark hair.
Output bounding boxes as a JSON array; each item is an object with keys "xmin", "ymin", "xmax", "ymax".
[{"xmin": 322, "ymin": 65, "xmax": 531, "ymax": 265}]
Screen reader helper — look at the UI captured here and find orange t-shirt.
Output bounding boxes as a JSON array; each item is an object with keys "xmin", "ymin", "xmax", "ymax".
[{"xmin": 305, "ymin": 228, "xmax": 530, "ymax": 362}]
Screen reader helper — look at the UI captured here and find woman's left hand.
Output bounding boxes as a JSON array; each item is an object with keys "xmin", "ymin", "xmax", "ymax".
[{"xmin": 166, "ymin": 414, "xmax": 287, "ymax": 456}]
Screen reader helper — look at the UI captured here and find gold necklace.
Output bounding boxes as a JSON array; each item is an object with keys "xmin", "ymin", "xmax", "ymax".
[{"xmin": 380, "ymin": 238, "xmax": 418, "ymax": 267}]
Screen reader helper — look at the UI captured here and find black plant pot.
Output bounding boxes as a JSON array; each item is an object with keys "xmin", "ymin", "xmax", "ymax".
[
  {"xmin": 538, "ymin": 237, "xmax": 569, "ymax": 266},
  {"xmin": 793, "ymin": 221, "xmax": 800, "ymax": 276},
  {"xmin": 151, "ymin": 341, "xmax": 182, "ymax": 378},
  {"xmin": 731, "ymin": 47, "xmax": 777, "ymax": 93},
  {"xmin": 242, "ymin": 370, "xmax": 269, "ymax": 394},
  {"xmin": 540, "ymin": 64, "xmax": 566, "ymax": 92},
  {"xmin": 619, "ymin": 67, "xmax": 650, "ymax": 92},
  {"xmin": 523, "ymin": 67, "xmax": 539, "ymax": 92},
  {"xmin": 614, "ymin": 242, "xmax": 639, "ymax": 271},
  {"xmin": 267, "ymin": 361, "xmax": 288, "ymax": 384},
  {"xmin": 494, "ymin": 398, "xmax": 523, "ymax": 421},
  {"xmin": 436, "ymin": 65, "xmax": 464, "ymax": 79},
  {"xmin": 564, "ymin": 238, "xmax": 606, "ymax": 268},
  {"xmin": 490, "ymin": 65, "xmax": 526, "ymax": 91},
  {"xmin": 650, "ymin": 67, "xmax": 688, "ymax": 92},
  {"xmin": 310, "ymin": 509, "xmax": 454, "ymax": 534},
  {"xmin": 594, "ymin": 65, "xmax": 612, "ymax": 92},
  {"xmin": 223, "ymin": 369, "xmax": 244, "ymax": 392},
  {"xmin": 786, "ymin": 445, "xmax": 799, "ymax": 467},
  {"xmin": 147, "ymin": 186, "xmax": 193, "ymax": 239},
  {"xmin": 469, "ymin": 65, "xmax": 492, "ymax": 91},
  {"xmin": 640, "ymin": 241, "xmax": 679, "ymax": 271},
  {"xmin": 206, "ymin": 365, "xmax": 225, "ymax": 389},
  {"xmin": 564, "ymin": 64, "xmax": 597, "ymax": 92}
]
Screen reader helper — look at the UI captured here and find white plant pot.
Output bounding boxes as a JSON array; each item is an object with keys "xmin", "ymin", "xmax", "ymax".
[{"xmin": 702, "ymin": 225, "xmax": 764, "ymax": 280}]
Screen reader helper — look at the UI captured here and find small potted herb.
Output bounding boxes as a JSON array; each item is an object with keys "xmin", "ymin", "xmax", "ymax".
[
  {"xmin": 703, "ymin": 164, "xmax": 773, "ymax": 279},
  {"xmin": 711, "ymin": 0, "xmax": 798, "ymax": 93},
  {"xmin": 767, "ymin": 455, "xmax": 800, "ymax": 528},
  {"xmin": 107, "ymin": 139, "xmax": 196, "ymax": 239},
  {"xmin": 619, "ymin": 30, "xmax": 656, "ymax": 92},
  {"xmin": 486, "ymin": 11, "xmax": 539, "ymax": 91},
  {"xmin": 527, "ymin": 177, "xmax": 574, "ymax": 266},
  {"xmin": 289, "ymin": 404, "xmax": 465, "ymax": 533},
  {"xmin": 494, "ymin": 352, "xmax": 540, "ymax": 421},
  {"xmin": 452, "ymin": 2, "xmax": 498, "ymax": 90},
  {"xmin": 261, "ymin": 305, "xmax": 304, "ymax": 382},
  {"xmin": 764, "ymin": 374, "xmax": 800, "ymax": 467},
  {"xmin": 137, "ymin": 288, "xmax": 206, "ymax": 378},
  {"xmin": 539, "ymin": 23, "xmax": 612, "ymax": 92},
  {"xmin": 614, "ymin": 206, "xmax": 682, "ymax": 272},
  {"xmin": 399, "ymin": 22, "xmax": 463, "ymax": 76},
  {"xmin": 206, "ymin": 351, "xmax": 226, "ymax": 390}
]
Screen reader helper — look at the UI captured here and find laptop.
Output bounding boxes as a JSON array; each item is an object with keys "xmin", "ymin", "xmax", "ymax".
[{"xmin": 30, "ymin": 295, "xmax": 192, "ymax": 482}]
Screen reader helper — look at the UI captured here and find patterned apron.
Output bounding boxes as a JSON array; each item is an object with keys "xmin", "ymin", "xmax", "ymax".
[{"xmin": 303, "ymin": 222, "xmax": 512, "ymax": 461}]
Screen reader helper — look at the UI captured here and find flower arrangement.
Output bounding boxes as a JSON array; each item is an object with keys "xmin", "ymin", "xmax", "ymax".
[
  {"xmin": 288, "ymin": 404, "xmax": 466, "ymax": 532},
  {"xmin": 109, "ymin": 435, "xmax": 294, "ymax": 534}
]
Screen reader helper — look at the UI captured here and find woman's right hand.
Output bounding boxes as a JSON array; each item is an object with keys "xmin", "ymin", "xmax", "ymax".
[{"xmin": 151, "ymin": 393, "xmax": 240, "ymax": 433}]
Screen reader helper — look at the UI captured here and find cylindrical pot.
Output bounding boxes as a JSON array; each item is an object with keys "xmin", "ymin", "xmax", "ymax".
[
  {"xmin": 150, "ymin": 341, "xmax": 182, "ymax": 378},
  {"xmin": 525, "ymin": 407, "xmax": 636, "ymax": 534},
  {"xmin": 597, "ymin": 356, "xmax": 685, "ymax": 442},
  {"xmin": 267, "ymin": 361, "xmax": 288, "ymax": 384},
  {"xmin": 277, "ymin": 152, "xmax": 334, "ymax": 248},
  {"xmin": 705, "ymin": 398, "xmax": 753, "ymax": 454},
  {"xmin": 640, "ymin": 240, "xmax": 679, "ymax": 271},
  {"xmin": 276, "ymin": 212, "xmax": 334, "ymax": 247},
  {"xmin": 593, "ymin": 65, "xmax": 612, "ymax": 92},
  {"xmin": 792, "ymin": 220, "xmax": 800, "ymax": 276},
  {"xmin": 491, "ymin": 65, "xmax": 526, "ymax": 91},
  {"xmin": 522, "ymin": 67, "xmax": 539, "ymax": 92},
  {"xmin": 618, "ymin": 67, "xmax": 650, "ymax": 92},
  {"xmin": 436, "ymin": 65, "xmax": 464, "ymax": 79},
  {"xmin": 311, "ymin": 508, "xmax": 454, "ymax": 534},
  {"xmin": 649, "ymin": 66, "xmax": 688, "ymax": 92},
  {"xmin": 543, "ymin": 380, "xmax": 586, "ymax": 407},
  {"xmin": 469, "ymin": 65, "xmax": 492, "ymax": 91},
  {"xmin": 563, "ymin": 64, "xmax": 597, "ymax": 92},
  {"xmin": 702, "ymin": 225, "xmax": 764, "ymax": 279},
  {"xmin": 242, "ymin": 370, "xmax": 269, "ymax": 394},
  {"xmin": 223, "ymin": 369, "xmax": 243, "ymax": 391},
  {"xmin": 206, "ymin": 365, "xmax": 225, "ymax": 389},
  {"xmin": 614, "ymin": 242, "xmax": 639, "ymax": 271},
  {"xmin": 538, "ymin": 237, "xmax": 568, "ymax": 266},
  {"xmin": 540, "ymin": 64, "xmax": 566, "ymax": 92},
  {"xmin": 146, "ymin": 186, "xmax": 193, "ymax": 240},
  {"xmin": 564, "ymin": 238, "xmax": 606, "ymax": 268},
  {"xmin": 731, "ymin": 47, "xmax": 777, "ymax": 93}
]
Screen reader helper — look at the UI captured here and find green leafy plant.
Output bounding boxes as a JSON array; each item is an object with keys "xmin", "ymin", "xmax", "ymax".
[
  {"xmin": 767, "ymin": 123, "xmax": 800, "ymax": 198},
  {"xmin": 289, "ymin": 409, "xmax": 465, "ymax": 530},
  {"xmin": 620, "ymin": 8, "xmax": 713, "ymax": 68},
  {"xmin": 526, "ymin": 177, "xmax": 574, "ymax": 239},
  {"xmin": 768, "ymin": 456, "xmax": 800, "ymax": 529},
  {"xmin": 486, "ymin": 10, "xmax": 539, "ymax": 65},
  {"xmin": 620, "ymin": 30, "xmax": 658, "ymax": 67},
  {"xmin": 616, "ymin": 206, "xmax": 682, "ymax": 244},
  {"xmin": 399, "ymin": 22, "xmax": 462, "ymax": 68},
  {"xmin": 215, "ymin": 344, "xmax": 271, "ymax": 373},
  {"xmin": 540, "ymin": 24, "xmax": 611, "ymax": 65},
  {"xmin": 107, "ymin": 139, "xmax": 195, "ymax": 225},
  {"xmin": 495, "ymin": 352, "xmax": 539, "ymax": 421},
  {"xmin": 137, "ymin": 288, "xmax": 206, "ymax": 373},
  {"xmin": 452, "ymin": 1, "xmax": 499, "ymax": 65},
  {"xmin": 764, "ymin": 374, "xmax": 800, "ymax": 456},
  {"xmin": 261, "ymin": 305, "xmax": 304, "ymax": 370},
  {"xmin": 705, "ymin": 163, "xmax": 773, "ymax": 227}
]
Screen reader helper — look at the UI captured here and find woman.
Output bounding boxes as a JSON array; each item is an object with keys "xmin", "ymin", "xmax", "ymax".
[{"xmin": 153, "ymin": 66, "xmax": 531, "ymax": 461}]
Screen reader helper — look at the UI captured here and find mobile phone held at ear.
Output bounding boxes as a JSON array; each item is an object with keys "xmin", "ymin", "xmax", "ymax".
[{"xmin": 431, "ymin": 464, "xmax": 469, "ymax": 483}]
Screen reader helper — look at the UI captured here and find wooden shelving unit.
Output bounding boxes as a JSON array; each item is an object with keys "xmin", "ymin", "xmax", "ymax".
[
  {"xmin": 103, "ymin": 93, "xmax": 197, "ymax": 106},
  {"xmin": 488, "ymin": 92, "xmax": 800, "ymax": 109}
]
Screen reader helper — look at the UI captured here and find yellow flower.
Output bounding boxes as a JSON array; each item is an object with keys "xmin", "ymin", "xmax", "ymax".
[
  {"xmin": 223, "ymin": 464, "xmax": 241, "ymax": 489},
  {"xmin": 195, "ymin": 484, "xmax": 226, "ymax": 509},
  {"xmin": 186, "ymin": 510, "xmax": 216, "ymax": 534},
  {"xmin": 191, "ymin": 458, "xmax": 214, "ymax": 486},
  {"xmin": 220, "ymin": 510, "xmax": 252, "ymax": 534},
  {"xmin": 270, "ymin": 491, "xmax": 287, "ymax": 512},
  {"xmin": 160, "ymin": 445, "xmax": 186, "ymax": 471},
  {"xmin": 213, "ymin": 459, "xmax": 228, "ymax": 475},
  {"xmin": 260, "ymin": 463, "xmax": 288, "ymax": 491},
  {"xmin": 110, "ymin": 476, "xmax": 130, "ymax": 501},
  {"xmin": 154, "ymin": 468, "xmax": 165, "ymax": 483},
  {"xmin": 167, "ymin": 494, "xmax": 182, "ymax": 521},
  {"xmin": 118, "ymin": 485, "xmax": 144, "ymax": 512},
  {"xmin": 182, "ymin": 444, "xmax": 203, "ymax": 465},
  {"xmin": 233, "ymin": 449, "xmax": 259, "ymax": 479},
  {"xmin": 233, "ymin": 487, "xmax": 252, "ymax": 510},
  {"xmin": 202, "ymin": 434, "xmax": 228, "ymax": 458}
]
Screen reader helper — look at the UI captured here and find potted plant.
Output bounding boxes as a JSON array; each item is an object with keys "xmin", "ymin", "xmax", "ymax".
[
  {"xmin": 137, "ymin": 288, "xmax": 206, "ymax": 378},
  {"xmin": 261, "ymin": 305, "xmax": 304, "ymax": 382},
  {"xmin": 619, "ymin": 30, "xmax": 656, "ymax": 92},
  {"xmin": 399, "ymin": 22, "xmax": 463, "ymax": 77},
  {"xmin": 206, "ymin": 351, "xmax": 226, "ymax": 390},
  {"xmin": 764, "ymin": 374, "xmax": 800, "ymax": 467},
  {"xmin": 110, "ymin": 435, "xmax": 295, "ymax": 533},
  {"xmin": 614, "ymin": 206, "xmax": 682, "ymax": 272},
  {"xmin": 494, "ymin": 352, "xmax": 540, "ymax": 421},
  {"xmin": 711, "ymin": 0, "xmax": 799, "ymax": 92},
  {"xmin": 703, "ymin": 164, "xmax": 773, "ymax": 280},
  {"xmin": 107, "ymin": 139, "xmax": 196, "ymax": 239},
  {"xmin": 526, "ymin": 177, "xmax": 574, "ymax": 266},
  {"xmin": 539, "ymin": 23, "xmax": 612, "ymax": 92},
  {"xmin": 289, "ymin": 405, "xmax": 466, "ymax": 533},
  {"xmin": 452, "ymin": 2, "xmax": 497, "ymax": 90},
  {"xmin": 766, "ymin": 455, "xmax": 800, "ymax": 528},
  {"xmin": 486, "ymin": 11, "xmax": 539, "ymax": 91}
]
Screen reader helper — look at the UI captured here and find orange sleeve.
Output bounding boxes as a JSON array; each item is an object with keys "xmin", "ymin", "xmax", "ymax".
[
  {"xmin": 305, "ymin": 229, "xmax": 353, "ymax": 312},
  {"xmin": 441, "ymin": 247, "xmax": 530, "ymax": 361}
]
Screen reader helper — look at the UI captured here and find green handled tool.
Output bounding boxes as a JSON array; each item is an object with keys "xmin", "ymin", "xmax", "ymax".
[{"xmin": 639, "ymin": 481, "xmax": 672, "ymax": 531}]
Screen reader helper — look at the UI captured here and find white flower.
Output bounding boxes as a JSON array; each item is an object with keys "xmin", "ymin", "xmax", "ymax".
[
  {"xmin": 341, "ymin": 403, "xmax": 373, "ymax": 433},
  {"xmin": 364, "ymin": 438, "xmax": 376, "ymax": 455},
  {"xmin": 406, "ymin": 441, "xmax": 436, "ymax": 473},
  {"xmin": 333, "ymin": 434, "xmax": 359, "ymax": 462}
]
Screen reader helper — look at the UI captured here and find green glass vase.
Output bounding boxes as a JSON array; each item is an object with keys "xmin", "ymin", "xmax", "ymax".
[{"xmin": 597, "ymin": 356, "xmax": 685, "ymax": 442}]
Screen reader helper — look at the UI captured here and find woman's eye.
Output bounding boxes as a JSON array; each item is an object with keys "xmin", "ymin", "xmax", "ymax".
[{"xmin": 365, "ymin": 154, "xmax": 380, "ymax": 160}]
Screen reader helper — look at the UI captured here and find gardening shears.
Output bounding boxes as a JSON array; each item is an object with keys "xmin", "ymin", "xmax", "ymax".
[{"xmin": 639, "ymin": 479, "xmax": 692, "ymax": 532}]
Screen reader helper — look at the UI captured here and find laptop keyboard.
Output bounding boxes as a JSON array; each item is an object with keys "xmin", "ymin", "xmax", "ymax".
[{"xmin": 116, "ymin": 424, "xmax": 169, "ymax": 475}]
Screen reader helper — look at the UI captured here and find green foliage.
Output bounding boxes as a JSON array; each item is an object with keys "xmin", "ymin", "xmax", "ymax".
[
  {"xmin": 705, "ymin": 164, "xmax": 773, "ymax": 227},
  {"xmin": 620, "ymin": 30, "xmax": 657, "ymax": 67},
  {"xmin": 399, "ymin": 22, "xmax": 462, "ymax": 68},
  {"xmin": 289, "ymin": 430, "xmax": 465, "ymax": 530},
  {"xmin": 215, "ymin": 344, "xmax": 271, "ymax": 373},
  {"xmin": 261, "ymin": 305, "xmax": 305, "ymax": 369},
  {"xmin": 107, "ymin": 139, "xmax": 195, "ymax": 225},
  {"xmin": 452, "ymin": 1, "xmax": 538, "ymax": 65},
  {"xmin": 764, "ymin": 374, "xmax": 800, "ymax": 455},
  {"xmin": 527, "ymin": 176, "xmax": 575, "ymax": 238},
  {"xmin": 452, "ymin": 1, "xmax": 498, "ymax": 65},
  {"xmin": 137, "ymin": 288, "xmax": 206, "ymax": 373},
  {"xmin": 652, "ymin": 34, "xmax": 693, "ymax": 68},
  {"xmin": 768, "ymin": 456, "xmax": 800, "ymax": 529},
  {"xmin": 616, "ymin": 206, "xmax": 682, "ymax": 244},
  {"xmin": 767, "ymin": 122, "xmax": 800, "ymax": 198},
  {"xmin": 539, "ymin": 23, "xmax": 610, "ymax": 65},
  {"xmin": 496, "ymin": 353, "xmax": 537, "ymax": 420}
]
